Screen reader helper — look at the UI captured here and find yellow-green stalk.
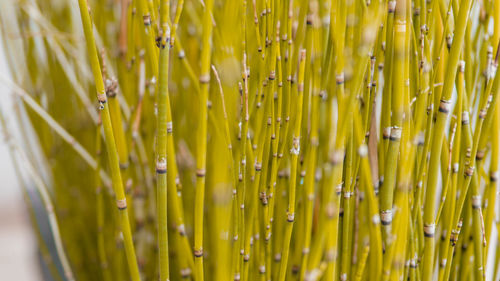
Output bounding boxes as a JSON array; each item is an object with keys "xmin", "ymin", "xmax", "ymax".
[
  {"xmin": 380, "ymin": 0, "xmax": 406, "ymax": 238},
  {"xmin": 76, "ymin": 0, "xmax": 141, "ymax": 279},
  {"xmin": 156, "ymin": 0, "xmax": 171, "ymax": 279},
  {"xmin": 421, "ymin": 0, "xmax": 473, "ymax": 278},
  {"xmin": 194, "ymin": 0, "xmax": 214, "ymax": 279},
  {"xmin": 277, "ymin": 49, "xmax": 306, "ymax": 281},
  {"xmin": 95, "ymin": 118, "xmax": 113, "ymax": 281}
]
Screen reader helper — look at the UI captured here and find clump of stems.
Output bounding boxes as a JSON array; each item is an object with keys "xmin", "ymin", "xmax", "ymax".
[{"xmin": 3, "ymin": 0, "xmax": 500, "ymax": 280}]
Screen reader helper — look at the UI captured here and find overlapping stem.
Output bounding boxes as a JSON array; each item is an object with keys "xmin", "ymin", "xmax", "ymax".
[
  {"xmin": 421, "ymin": 0, "xmax": 473, "ymax": 278},
  {"xmin": 77, "ymin": 0, "xmax": 141, "ymax": 279},
  {"xmin": 5, "ymin": 0, "xmax": 500, "ymax": 280}
]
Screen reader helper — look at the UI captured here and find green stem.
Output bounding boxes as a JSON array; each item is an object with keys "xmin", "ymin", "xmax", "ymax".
[{"xmin": 77, "ymin": 1, "xmax": 141, "ymax": 279}]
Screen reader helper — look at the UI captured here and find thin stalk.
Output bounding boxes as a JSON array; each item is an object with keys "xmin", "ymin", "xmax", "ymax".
[
  {"xmin": 156, "ymin": 0, "xmax": 171, "ymax": 279},
  {"xmin": 439, "ymin": 60, "xmax": 464, "ymax": 281},
  {"xmin": 77, "ymin": 1, "xmax": 141, "ymax": 279},
  {"xmin": 96, "ymin": 118, "xmax": 113, "ymax": 281},
  {"xmin": 421, "ymin": 0, "xmax": 473, "ymax": 278},
  {"xmin": 194, "ymin": 0, "xmax": 214, "ymax": 279},
  {"xmin": 380, "ymin": 0, "xmax": 406, "ymax": 238},
  {"xmin": 277, "ymin": 49, "xmax": 306, "ymax": 281}
]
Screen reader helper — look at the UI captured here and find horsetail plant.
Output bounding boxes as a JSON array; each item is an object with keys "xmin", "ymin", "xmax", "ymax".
[
  {"xmin": 76, "ymin": 0, "xmax": 141, "ymax": 280},
  {"xmin": 3, "ymin": 0, "xmax": 500, "ymax": 280}
]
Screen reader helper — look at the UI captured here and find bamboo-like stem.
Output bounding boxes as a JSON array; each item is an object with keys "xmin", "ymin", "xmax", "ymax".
[
  {"xmin": 100, "ymin": 50, "xmax": 130, "ymax": 187},
  {"xmin": 300, "ymin": 2, "xmax": 320, "ymax": 279},
  {"xmin": 439, "ymin": 60, "xmax": 464, "ymax": 281},
  {"xmin": 483, "ymin": 2, "xmax": 500, "ymax": 268},
  {"xmin": 136, "ymin": 0, "xmax": 159, "ymax": 75},
  {"xmin": 156, "ymin": 0, "xmax": 171, "ymax": 279},
  {"xmin": 6, "ymin": 0, "xmax": 500, "ymax": 279},
  {"xmin": 194, "ymin": 0, "xmax": 214, "ymax": 279},
  {"xmin": 380, "ymin": 0, "xmax": 406, "ymax": 239},
  {"xmin": 170, "ymin": 0, "xmax": 184, "ymax": 47},
  {"xmin": 158, "ymin": 2, "xmax": 196, "ymax": 275},
  {"xmin": 234, "ymin": 78, "xmax": 249, "ymax": 281},
  {"xmin": 353, "ymin": 244, "xmax": 369, "ymax": 281},
  {"xmin": 379, "ymin": 0, "xmax": 396, "ymax": 180},
  {"xmin": 95, "ymin": 118, "xmax": 113, "ymax": 281},
  {"xmin": 421, "ymin": 0, "xmax": 473, "ymax": 278},
  {"xmin": 353, "ymin": 107, "xmax": 383, "ymax": 281},
  {"xmin": 277, "ymin": 49, "xmax": 306, "ymax": 281},
  {"xmin": 443, "ymin": 54, "xmax": 500, "ymax": 280},
  {"xmin": 76, "ymin": 1, "xmax": 141, "ymax": 279},
  {"xmin": 264, "ymin": 18, "xmax": 283, "ymax": 281},
  {"xmin": 485, "ymin": 103, "xmax": 499, "ymax": 259},
  {"xmin": 325, "ymin": 1, "xmax": 346, "ymax": 279}
]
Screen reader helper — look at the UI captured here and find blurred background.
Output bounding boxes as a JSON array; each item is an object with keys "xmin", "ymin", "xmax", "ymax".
[{"xmin": 0, "ymin": 31, "xmax": 41, "ymax": 280}]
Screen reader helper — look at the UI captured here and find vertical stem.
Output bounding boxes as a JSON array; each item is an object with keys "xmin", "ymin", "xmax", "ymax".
[
  {"xmin": 380, "ymin": 0, "xmax": 406, "ymax": 239},
  {"xmin": 278, "ymin": 49, "xmax": 306, "ymax": 281},
  {"xmin": 157, "ymin": 0, "xmax": 171, "ymax": 280},
  {"xmin": 194, "ymin": 0, "xmax": 214, "ymax": 279},
  {"xmin": 422, "ymin": 0, "xmax": 473, "ymax": 278},
  {"xmin": 96, "ymin": 118, "xmax": 113, "ymax": 281},
  {"xmin": 76, "ymin": 1, "xmax": 141, "ymax": 280}
]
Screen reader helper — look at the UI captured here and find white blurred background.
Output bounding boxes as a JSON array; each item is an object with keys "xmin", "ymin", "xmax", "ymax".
[{"xmin": 0, "ymin": 31, "xmax": 41, "ymax": 280}]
